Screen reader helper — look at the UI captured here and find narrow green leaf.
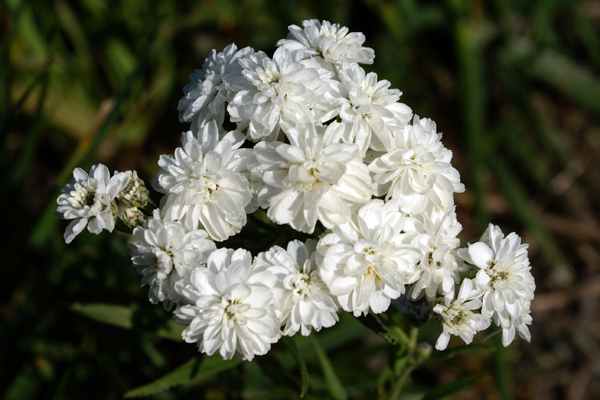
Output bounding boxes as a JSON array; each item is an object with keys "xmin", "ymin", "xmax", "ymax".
[
  {"xmin": 530, "ymin": 49, "xmax": 600, "ymax": 117},
  {"xmin": 70, "ymin": 302, "xmax": 185, "ymax": 341},
  {"xmin": 456, "ymin": 18, "xmax": 488, "ymax": 233},
  {"xmin": 310, "ymin": 335, "xmax": 347, "ymax": 400},
  {"xmin": 282, "ymin": 336, "xmax": 310, "ymax": 397},
  {"xmin": 422, "ymin": 343, "xmax": 493, "ymax": 366},
  {"xmin": 70, "ymin": 303, "xmax": 133, "ymax": 329},
  {"xmin": 123, "ymin": 356, "xmax": 243, "ymax": 398},
  {"xmin": 422, "ymin": 374, "xmax": 484, "ymax": 400},
  {"xmin": 155, "ymin": 319, "xmax": 185, "ymax": 341}
]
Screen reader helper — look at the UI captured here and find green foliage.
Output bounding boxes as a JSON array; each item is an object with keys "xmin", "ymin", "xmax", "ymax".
[{"xmin": 123, "ymin": 356, "xmax": 243, "ymax": 398}]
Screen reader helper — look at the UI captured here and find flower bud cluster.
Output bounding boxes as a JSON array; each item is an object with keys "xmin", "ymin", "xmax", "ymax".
[{"xmin": 57, "ymin": 19, "xmax": 535, "ymax": 360}]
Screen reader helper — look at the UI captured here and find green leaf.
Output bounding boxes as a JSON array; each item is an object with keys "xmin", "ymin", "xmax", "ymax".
[
  {"xmin": 70, "ymin": 303, "xmax": 184, "ymax": 341},
  {"xmin": 530, "ymin": 49, "xmax": 600, "ymax": 117},
  {"xmin": 422, "ymin": 374, "xmax": 484, "ymax": 400},
  {"xmin": 422, "ymin": 343, "xmax": 493, "ymax": 366},
  {"xmin": 70, "ymin": 303, "xmax": 133, "ymax": 329},
  {"xmin": 310, "ymin": 335, "xmax": 347, "ymax": 400},
  {"xmin": 123, "ymin": 356, "xmax": 243, "ymax": 398},
  {"xmin": 282, "ymin": 336, "xmax": 310, "ymax": 397}
]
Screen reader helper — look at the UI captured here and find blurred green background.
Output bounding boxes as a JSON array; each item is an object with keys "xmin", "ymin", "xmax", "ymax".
[{"xmin": 2, "ymin": 0, "xmax": 600, "ymax": 398}]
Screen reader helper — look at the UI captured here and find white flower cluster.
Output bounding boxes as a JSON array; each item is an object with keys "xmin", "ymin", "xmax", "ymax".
[{"xmin": 57, "ymin": 19, "xmax": 536, "ymax": 361}]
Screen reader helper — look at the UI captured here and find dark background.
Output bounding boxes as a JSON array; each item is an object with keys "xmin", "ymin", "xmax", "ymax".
[{"xmin": 2, "ymin": 0, "xmax": 600, "ymax": 398}]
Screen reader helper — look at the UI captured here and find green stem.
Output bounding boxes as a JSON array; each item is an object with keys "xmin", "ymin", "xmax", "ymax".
[{"xmin": 389, "ymin": 326, "xmax": 419, "ymax": 400}]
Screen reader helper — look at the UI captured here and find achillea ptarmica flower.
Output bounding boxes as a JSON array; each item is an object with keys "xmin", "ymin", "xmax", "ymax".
[
  {"xmin": 154, "ymin": 121, "xmax": 254, "ymax": 241},
  {"xmin": 369, "ymin": 115, "xmax": 465, "ymax": 214},
  {"xmin": 250, "ymin": 122, "xmax": 372, "ymax": 233},
  {"xmin": 433, "ymin": 279, "xmax": 490, "ymax": 350},
  {"xmin": 129, "ymin": 209, "xmax": 216, "ymax": 310},
  {"xmin": 403, "ymin": 206, "xmax": 463, "ymax": 302},
  {"xmin": 174, "ymin": 248, "xmax": 280, "ymax": 361},
  {"xmin": 228, "ymin": 47, "xmax": 326, "ymax": 141},
  {"xmin": 277, "ymin": 19, "xmax": 375, "ymax": 65},
  {"xmin": 56, "ymin": 164, "xmax": 130, "ymax": 244},
  {"xmin": 178, "ymin": 44, "xmax": 255, "ymax": 133},
  {"xmin": 253, "ymin": 240, "xmax": 338, "ymax": 336},
  {"xmin": 458, "ymin": 224, "xmax": 535, "ymax": 343},
  {"xmin": 332, "ymin": 63, "xmax": 412, "ymax": 152},
  {"xmin": 317, "ymin": 199, "xmax": 421, "ymax": 316}
]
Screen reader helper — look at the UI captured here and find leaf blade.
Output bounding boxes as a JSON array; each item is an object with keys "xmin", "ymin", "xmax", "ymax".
[
  {"xmin": 123, "ymin": 356, "xmax": 243, "ymax": 398},
  {"xmin": 310, "ymin": 335, "xmax": 347, "ymax": 400}
]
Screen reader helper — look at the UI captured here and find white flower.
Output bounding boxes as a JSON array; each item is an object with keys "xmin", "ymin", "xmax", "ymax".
[
  {"xmin": 253, "ymin": 240, "xmax": 338, "ymax": 336},
  {"xmin": 277, "ymin": 19, "xmax": 375, "ymax": 65},
  {"xmin": 458, "ymin": 224, "xmax": 535, "ymax": 323},
  {"xmin": 331, "ymin": 63, "xmax": 412, "ymax": 152},
  {"xmin": 250, "ymin": 122, "xmax": 372, "ymax": 233},
  {"xmin": 403, "ymin": 207, "xmax": 463, "ymax": 302},
  {"xmin": 56, "ymin": 164, "xmax": 130, "ymax": 244},
  {"xmin": 173, "ymin": 248, "xmax": 280, "ymax": 361},
  {"xmin": 369, "ymin": 115, "xmax": 465, "ymax": 214},
  {"xmin": 129, "ymin": 210, "xmax": 216, "ymax": 309},
  {"xmin": 178, "ymin": 44, "xmax": 255, "ymax": 133},
  {"xmin": 228, "ymin": 47, "xmax": 326, "ymax": 141},
  {"xmin": 154, "ymin": 121, "xmax": 253, "ymax": 241},
  {"xmin": 317, "ymin": 199, "xmax": 421, "ymax": 316},
  {"xmin": 433, "ymin": 279, "xmax": 491, "ymax": 350},
  {"xmin": 494, "ymin": 300, "xmax": 533, "ymax": 347}
]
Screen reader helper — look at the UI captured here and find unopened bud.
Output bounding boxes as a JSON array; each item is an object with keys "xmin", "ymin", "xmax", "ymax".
[
  {"xmin": 116, "ymin": 170, "xmax": 149, "ymax": 208},
  {"xmin": 119, "ymin": 207, "xmax": 145, "ymax": 229}
]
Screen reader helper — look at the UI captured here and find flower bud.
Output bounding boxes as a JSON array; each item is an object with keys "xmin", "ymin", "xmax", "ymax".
[{"xmin": 116, "ymin": 170, "xmax": 149, "ymax": 208}]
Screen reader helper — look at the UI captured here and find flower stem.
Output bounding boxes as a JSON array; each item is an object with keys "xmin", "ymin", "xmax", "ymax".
[{"xmin": 389, "ymin": 326, "xmax": 419, "ymax": 400}]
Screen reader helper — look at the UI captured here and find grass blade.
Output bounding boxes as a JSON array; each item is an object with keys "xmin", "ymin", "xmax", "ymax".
[
  {"xmin": 123, "ymin": 356, "xmax": 243, "ymax": 398},
  {"xmin": 282, "ymin": 336, "xmax": 310, "ymax": 397},
  {"xmin": 310, "ymin": 335, "xmax": 347, "ymax": 400}
]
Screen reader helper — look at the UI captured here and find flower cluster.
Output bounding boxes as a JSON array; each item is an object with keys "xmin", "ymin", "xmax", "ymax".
[{"xmin": 56, "ymin": 19, "xmax": 535, "ymax": 361}]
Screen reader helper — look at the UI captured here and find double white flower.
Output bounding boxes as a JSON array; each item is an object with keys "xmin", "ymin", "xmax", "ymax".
[
  {"xmin": 250, "ymin": 122, "xmax": 372, "ymax": 233},
  {"xmin": 433, "ymin": 279, "xmax": 491, "ymax": 350},
  {"xmin": 277, "ymin": 19, "xmax": 375, "ymax": 65},
  {"xmin": 254, "ymin": 240, "xmax": 338, "ymax": 336},
  {"xmin": 458, "ymin": 224, "xmax": 535, "ymax": 346},
  {"xmin": 174, "ymin": 249, "xmax": 280, "ymax": 361},
  {"xmin": 317, "ymin": 199, "xmax": 421, "ymax": 316},
  {"xmin": 228, "ymin": 47, "xmax": 328, "ymax": 141},
  {"xmin": 129, "ymin": 210, "xmax": 216, "ymax": 309},
  {"xmin": 178, "ymin": 44, "xmax": 255, "ymax": 133},
  {"xmin": 154, "ymin": 121, "xmax": 253, "ymax": 241},
  {"xmin": 370, "ymin": 116, "xmax": 464, "ymax": 214},
  {"xmin": 56, "ymin": 164, "xmax": 130, "ymax": 243}
]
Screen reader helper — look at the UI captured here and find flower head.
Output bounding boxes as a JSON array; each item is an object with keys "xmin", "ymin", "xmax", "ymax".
[
  {"xmin": 56, "ymin": 164, "xmax": 130, "ymax": 243},
  {"xmin": 317, "ymin": 199, "xmax": 421, "ymax": 316},
  {"xmin": 129, "ymin": 210, "xmax": 216, "ymax": 309},
  {"xmin": 433, "ymin": 279, "xmax": 491, "ymax": 350},
  {"xmin": 278, "ymin": 19, "xmax": 375, "ymax": 65},
  {"xmin": 458, "ymin": 224, "xmax": 535, "ymax": 323},
  {"xmin": 154, "ymin": 121, "xmax": 253, "ymax": 241},
  {"xmin": 250, "ymin": 122, "xmax": 372, "ymax": 233},
  {"xmin": 174, "ymin": 248, "xmax": 280, "ymax": 361},
  {"xmin": 178, "ymin": 44, "xmax": 255, "ymax": 133},
  {"xmin": 253, "ymin": 240, "xmax": 338, "ymax": 336},
  {"xmin": 369, "ymin": 115, "xmax": 464, "ymax": 214}
]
